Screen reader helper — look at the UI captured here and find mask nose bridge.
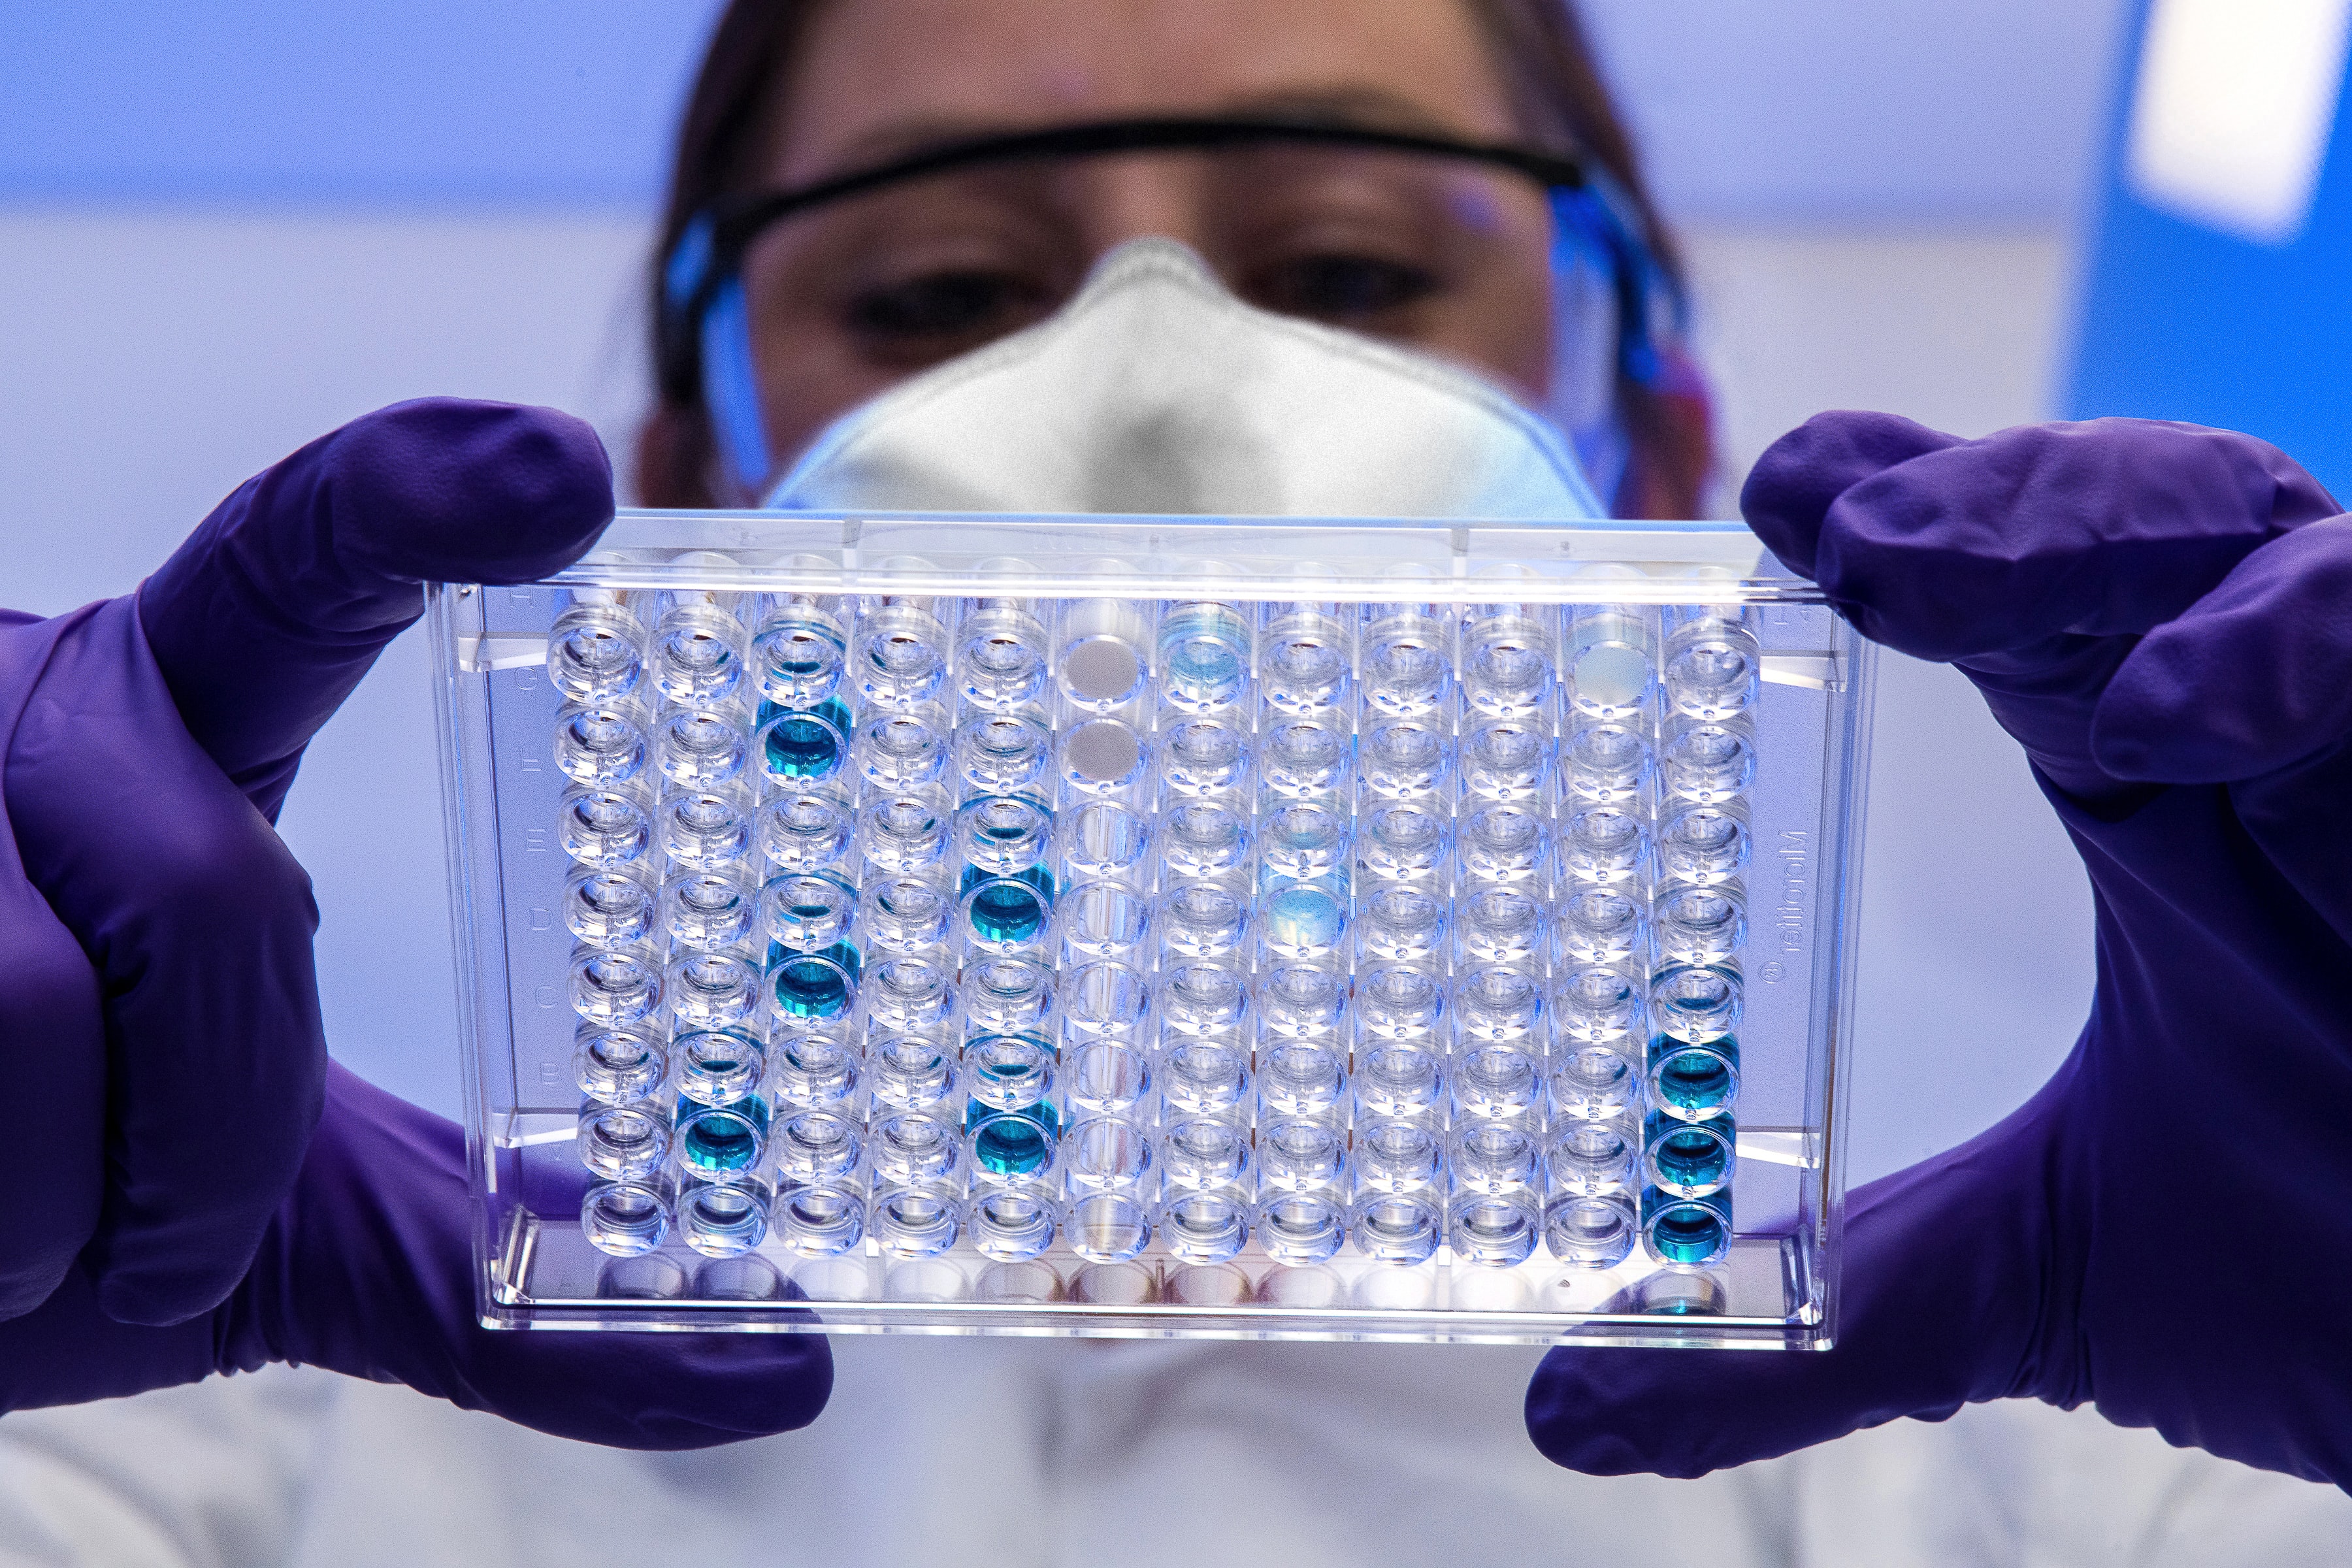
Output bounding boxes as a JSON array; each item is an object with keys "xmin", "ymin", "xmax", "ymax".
[{"xmin": 1062, "ymin": 244, "xmax": 1284, "ymax": 514}]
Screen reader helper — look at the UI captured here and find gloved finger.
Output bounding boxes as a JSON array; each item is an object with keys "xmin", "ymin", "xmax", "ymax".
[
  {"xmin": 2092, "ymin": 515, "xmax": 2352, "ymax": 784},
  {"xmin": 9, "ymin": 600, "xmax": 324, "ymax": 1328},
  {"xmin": 137, "ymin": 398, "xmax": 613, "ymax": 820},
  {"xmin": 1525, "ymin": 1075, "xmax": 2080, "ymax": 1478},
  {"xmin": 0, "ymin": 614, "xmax": 108, "ymax": 1321},
  {"xmin": 0, "ymin": 878, "xmax": 103, "ymax": 1322},
  {"xmin": 0, "ymin": 1262, "xmax": 222, "ymax": 1414},
  {"xmin": 1739, "ymin": 410, "xmax": 1961, "ymax": 581},
  {"xmin": 1750, "ymin": 416, "xmax": 2340, "ymax": 666},
  {"xmin": 235, "ymin": 1064, "xmax": 833, "ymax": 1450}
]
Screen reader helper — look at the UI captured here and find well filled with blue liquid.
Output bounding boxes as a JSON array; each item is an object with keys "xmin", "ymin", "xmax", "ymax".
[
  {"xmin": 962, "ymin": 863, "xmax": 1054, "ymax": 944},
  {"xmin": 1262, "ymin": 880, "xmax": 1347, "ymax": 954},
  {"xmin": 770, "ymin": 945, "xmax": 859, "ymax": 1021},
  {"xmin": 1651, "ymin": 1037, "xmax": 1739, "ymax": 1115},
  {"xmin": 1645, "ymin": 1192, "xmax": 1732, "ymax": 1265},
  {"xmin": 1647, "ymin": 1113, "xmax": 1734, "ymax": 1192},
  {"xmin": 760, "ymin": 697, "xmax": 853, "ymax": 779},
  {"xmin": 968, "ymin": 1102, "xmax": 1062, "ymax": 1176},
  {"xmin": 677, "ymin": 1100, "xmax": 767, "ymax": 1174}
]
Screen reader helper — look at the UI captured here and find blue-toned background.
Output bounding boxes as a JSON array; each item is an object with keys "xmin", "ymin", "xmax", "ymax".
[
  {"xmin": 0, "ymin": 1, "xmax": 715, "ymax": 208},
  {"xmin": 3, "ymin": 0, "xmax": 2340, "ymax": 1189},
  {"xmin": 0, "ymin": 0, "xmax": 2127, "ymax": 215},
  {"xmin": 2068, "ymin": 0, "xmax": 2352, "ymax": 495}
]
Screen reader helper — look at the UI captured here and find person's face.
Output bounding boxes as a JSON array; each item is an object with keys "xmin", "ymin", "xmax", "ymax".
[{"xmin": 738, "ymin": 0, "xmax": 1558, "ymax": 475}]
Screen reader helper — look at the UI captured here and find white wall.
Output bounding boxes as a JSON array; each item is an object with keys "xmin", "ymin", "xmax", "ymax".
[{"xmin": 1684, "ymin": 226, "xmax": 2078, "ymax": 483}]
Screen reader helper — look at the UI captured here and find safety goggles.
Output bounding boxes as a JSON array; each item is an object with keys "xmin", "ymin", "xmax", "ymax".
[{"xmin": 659, "ymin": 116, "xmax": 1678, "ymax": 500}]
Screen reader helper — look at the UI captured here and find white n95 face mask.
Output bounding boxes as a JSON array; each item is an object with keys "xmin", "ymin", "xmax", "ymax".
[{"xmin": 762, "ymin": 237, "xmax": 1608, "ymax": 521}]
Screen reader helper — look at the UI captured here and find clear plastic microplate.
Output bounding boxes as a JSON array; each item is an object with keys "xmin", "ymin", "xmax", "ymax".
[{"xmin": 431, "ymin": 508, "xmax": 1872, "ymax": 1347}]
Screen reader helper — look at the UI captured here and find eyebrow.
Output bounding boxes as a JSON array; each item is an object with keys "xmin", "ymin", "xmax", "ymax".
[{"xmin": 813, "ymin": 88, "xmax": 1475, "ymax": 181}]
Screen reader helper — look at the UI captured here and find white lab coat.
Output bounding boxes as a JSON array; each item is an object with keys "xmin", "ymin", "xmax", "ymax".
[{"xmin": 3, "ymin": 1338, "xmax": 2348, "ymax": 1567}]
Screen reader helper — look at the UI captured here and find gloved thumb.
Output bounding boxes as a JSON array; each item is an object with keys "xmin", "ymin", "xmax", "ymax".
[
  {"xmin": 137, "ymin": 398, "xmax": 613, "ymax": 819},
  {"xmin": 1739, "ymin": 411, "xmax": 1961, "ymax": 582},
  {"xmin": 0, "ymin": 1066, "xmax": 834, "ymax": 1446},
  {"xmin": 1525, "ymin": 1072, "xmax": 2084, "ymax": 1477},
  {"xmin": 2093, "ymin": 514, "xmax": 2352, "ymax": 784},
  {"xmin": 235, "ymin": 1065, "xmax": 834, "ymax": 1450}
]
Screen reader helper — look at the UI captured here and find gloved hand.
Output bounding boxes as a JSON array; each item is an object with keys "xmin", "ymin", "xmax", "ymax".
[
  {"xmin": 1, "ymin": 1062, "xmax": 830, "ymax": 1448},
  {"xmin": 0, "ymin": 399, "xmax": 832, "ymax": 1446},
  {"xmin": 1527, "ymin": 412, "xmax": 2352, "ymax": 1486}
]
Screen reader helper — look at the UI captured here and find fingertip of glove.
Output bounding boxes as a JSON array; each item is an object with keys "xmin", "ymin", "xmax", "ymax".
[
  {"xmin": 635, "ymin": 1337, "xmax": 837, "ymax": 1449},
  {"xmin": 0, "ymin": 1261, "xmax": 74, "ymax": 1326},
  {"xmin": 2086, "ymin": 685, "xmax": 2225, "ymax": 783},
  {"xmin": 484, "ymin": 1325, "xmax": 836, "ymax": 1450},
  {"xmin": 2092, "ymin": 515, "xmax": 2352, "ymax": 783},
  {"xmin": 1524, "ymin": 1360, "xmax": 1708, "ymax": 1478},
  {"xmin": 329, "ymin": 399, "xmax": 615, "ymax": 586},
  {"xmin": 90, "ymin": 1263, "xmax": 245, "ymax": 1330},
  {"xmin": 1740, "ymin": 412, "xmax": 1962, "ymax": 580}
]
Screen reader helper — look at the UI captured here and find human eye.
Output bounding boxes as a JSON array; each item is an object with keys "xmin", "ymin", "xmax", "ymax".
[
  {"xmin": 843, "ymin": 266, "xmax": 1058, "ymax": 350},
  {"xmin": 1243, "ymin": 250, "xmax": 1446, "ymax": 324}
]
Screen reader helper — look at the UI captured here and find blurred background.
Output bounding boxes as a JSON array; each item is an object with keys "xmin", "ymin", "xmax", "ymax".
[{"xmin": 1, "ymin": 0, "xmax": 2345, "ymax": 1192}]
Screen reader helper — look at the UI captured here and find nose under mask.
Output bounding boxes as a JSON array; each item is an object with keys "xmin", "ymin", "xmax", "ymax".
[{"xmin": 764, "ymin": 237, "xmax": 1607, "ymax": 521}]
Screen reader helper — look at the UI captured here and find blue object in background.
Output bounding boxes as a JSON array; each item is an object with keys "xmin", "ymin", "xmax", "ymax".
[{"xmin": 2066, "ymin": 0, "xmax": 2352, "ymax": 497}]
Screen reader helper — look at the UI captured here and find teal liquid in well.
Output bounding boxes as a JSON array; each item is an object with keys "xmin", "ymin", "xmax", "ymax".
[
  {"xmin": 771, "ymin": 943, "xmax": 860, "ymax": 1021},
  {"xmin": 677, "ymin": 1098, "xmax": 768, "ymax": 1174},
  {"xmin": 961, "ymin": 864, "xmax": 1055, "ymax": 945},
  {"xmin": 1646, "ymin": 1111, "xmax": 1734, "ymax": 1192},
  {"xmin": 966, "ymin": 1101, "xmax": 1062, "ymax": 1175},
  {"xmin": 1649, "ymin": 1034, "xmax": 1739, "ymax": 1115},
  {"xmin": 1642, "ymin": 1187, "xmax": 1731, "ymax": 1266},
  {"xmin": 760, "ymin": 698, "xmax": 853, "ymax": 780}
]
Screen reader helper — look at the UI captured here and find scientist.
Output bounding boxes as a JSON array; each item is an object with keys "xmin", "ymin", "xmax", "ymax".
[{"xmin": 2, "ymin": 0, "xmax": 2349, "ymax": 1507}]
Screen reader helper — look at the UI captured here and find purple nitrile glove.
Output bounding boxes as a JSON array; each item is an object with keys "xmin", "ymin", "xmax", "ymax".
[
  {"xmin": 1526, "ymin": 412, "xmax": 2352, "ymax": 1486},
  {"xmin": 1, "ymin": 399, "xmax": 832, "ymax": 1445},
  {"xmin": 0, "ymin": 1062, "xmax": 830, "ymax": 1448}
]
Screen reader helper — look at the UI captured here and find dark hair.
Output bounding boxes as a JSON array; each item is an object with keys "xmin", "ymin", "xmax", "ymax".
[{"xmin": 635, "ymin": 0, "xmax": 1712, "ymax": 516}]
